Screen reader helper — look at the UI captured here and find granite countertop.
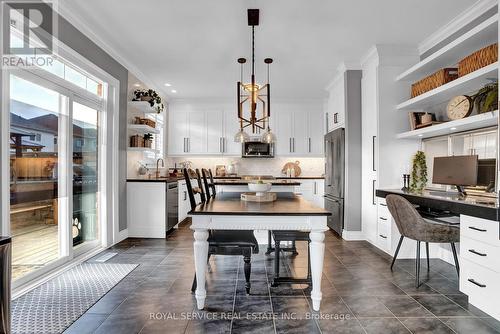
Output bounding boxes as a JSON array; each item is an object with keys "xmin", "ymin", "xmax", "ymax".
[
  {"xmin": 190, "ymin": 192, "xmax": 331, "ymax": 216},
  {"xmin": 213, "ymin": 179, "xmax": 301, "ymax": 186},
  {"xmin": 276, "ymin": 176, "xmax": 325, "ymax": 180}
]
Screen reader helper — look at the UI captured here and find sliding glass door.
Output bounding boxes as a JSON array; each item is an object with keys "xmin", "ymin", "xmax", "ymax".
[
  {"xmin": 72, "ymin": 101, "xmax": 100, "ymax": 254},
  {"xmin": 8, "ymin": 71, "xmax": 104, "ymax": 283}
]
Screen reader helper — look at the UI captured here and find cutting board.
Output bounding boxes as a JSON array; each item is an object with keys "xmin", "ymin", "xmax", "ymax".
[{"xmin": 281, "ymin": 161, "xmax": 301, "ymax": 177}]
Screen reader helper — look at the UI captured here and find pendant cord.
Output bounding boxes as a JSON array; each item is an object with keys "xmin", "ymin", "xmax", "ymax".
[{"xmin": 251, "ymin": 25, "xmax": 255, "ymax": 77}]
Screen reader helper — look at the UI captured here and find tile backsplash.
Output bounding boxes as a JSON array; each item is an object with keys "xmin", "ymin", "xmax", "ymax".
[{"xmin": 166, "ymin": 157, "xmax": 325, "ymax": 177}]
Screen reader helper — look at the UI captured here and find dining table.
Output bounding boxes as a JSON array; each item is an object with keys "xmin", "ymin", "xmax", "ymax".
[{"xmin": 189, "ymin": 192, "xmax": 331, "ymax": 311}]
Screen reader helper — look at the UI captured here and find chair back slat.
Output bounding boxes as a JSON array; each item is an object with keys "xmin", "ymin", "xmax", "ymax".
[
  {"xmin": 195, "ymin": 169, "xmax": 206, "ymax": 203},
  {"xmin": 201, "ymin": 169, "xmax": 212, "ymax": 198},
  {"xmin": 183, "ymin": 168, "xmax": 197, "ymax": 211}
]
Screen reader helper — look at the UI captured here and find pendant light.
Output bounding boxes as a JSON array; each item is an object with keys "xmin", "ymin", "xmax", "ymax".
[{"xmin": 234, "ymin": 9, "xmax": 274, "ymax": 143}]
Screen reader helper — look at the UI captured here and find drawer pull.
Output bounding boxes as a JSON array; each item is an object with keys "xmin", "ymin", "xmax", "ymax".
[
  {"xmin": 468, "ymin": 249, "xmax": 487, "ymax": 257},
  {"xmin": 468, "ymin": 226, "xmax": 487, "ymax": 232},
  {"xmin": 380, "ymin": 203, "xmax": 387, "ymax": 207},
  {"xmin": 379, "ymin": 217, "xmax": 388, "ymax": 221},
  {"xmin": 379, "ymin": 234, "xmax": 387, "ymax": 239},
  {"xmin": 468, "ymin": 278, "xmax": 486, "ymax": 288}
]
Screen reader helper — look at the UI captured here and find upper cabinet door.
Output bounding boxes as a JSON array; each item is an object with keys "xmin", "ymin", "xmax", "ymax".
[
  {"xmin": 308, "ymin": 111, "xmax": 324, "ymax": 156},
  {"xmin": 187, "ymin": 111, "xmax": 206, "ymax": 154},
  {"xmin": 224, "ymin": 109, "xmax": 242, "ymax": 156},
  {"xmin": 292, "ymin": 111, "xmax": 308, "ymax": 155},
  {"xmin": 275, "ymin": 110, "xmax": 294, "ymax": 155},
  {"xmin": 168, "ymin": 111, "xmax": 188, "ymax": 155},
  {"xmin": 206, "ymin": 110, "xmax": 224, "ymax": 154}
]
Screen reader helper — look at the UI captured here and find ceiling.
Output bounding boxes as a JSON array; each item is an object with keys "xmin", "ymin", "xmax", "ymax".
[{"xmin": 62, "ymin": 0, "xmax": 475, "ymax": 100}]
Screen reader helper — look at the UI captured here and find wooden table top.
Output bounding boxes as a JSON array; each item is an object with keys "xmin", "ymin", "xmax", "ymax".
[{"xmin": 190, "ymin": 192, "xmax": 331, "ymax": 216}]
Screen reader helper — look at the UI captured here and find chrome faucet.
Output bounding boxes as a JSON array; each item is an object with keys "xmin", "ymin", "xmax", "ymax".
[{"xmin": 156, "ymin": 158, "xmax": 165, "ymax": 178}]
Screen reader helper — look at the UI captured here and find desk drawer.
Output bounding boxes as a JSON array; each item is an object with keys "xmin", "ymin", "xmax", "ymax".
[
  {"xmin": 461, "ymin": 236, "xmax": 500, "ymax": 272},
  {"xmin": 461, "ymin": 215, "xmax": 500, "ymax": 247},
  {"xmin": 460, "ymin": 257, "xmax": 500, "ymax": 301}
]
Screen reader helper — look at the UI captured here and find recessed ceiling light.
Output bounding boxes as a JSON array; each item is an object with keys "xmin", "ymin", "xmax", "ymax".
[
  {"xmin": 164, "ymin": 83, "xmax": 172, "ymax": 87},
  {"xmin": 418, "ymin": 134, "xmax": 423, "ymax": 137},
  {"xmin": 171, "ymin": 89, "xmax": 177, "ymax": 93},
  {"xmin": 133, "ymin": 83, "xmax": 141, "ymax": 87},
  {"xmin": 450, "ymin": 127, "xmax": 457, "ymax": 130}
]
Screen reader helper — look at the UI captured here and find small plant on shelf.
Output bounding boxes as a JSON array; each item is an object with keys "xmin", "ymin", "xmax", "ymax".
[
  {"xmin": 474, "ymin": 82, "xmax": 498, "ymax": 114},
  {"xmin": 132, "ymin": 89, "xmax": 165, "ymax": 113},
  {"xmin": 410, "ymin": 151, "xmax": 427, "ymax": 193},
  {"xmin": 143, "ymin": 133, "xmax": 154, "ymax": 148}
]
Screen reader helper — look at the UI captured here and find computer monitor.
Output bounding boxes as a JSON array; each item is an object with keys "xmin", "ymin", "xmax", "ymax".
[{"xmin": 433, "ymin": 155, "xmax": 478, "ymax": 195}]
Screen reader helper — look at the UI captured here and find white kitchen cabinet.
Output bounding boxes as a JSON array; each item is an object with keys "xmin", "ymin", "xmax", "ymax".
[
  {"xmin": 325, "ymin": 74, "xmax": 345, "ymax": 131},
  {"xmin": 206, "ymin": 110, "xmax": 224, "ymax": 154},
  {"xmin": 459, "ymin": 215, "xmax": 500, "ymax": 320},
  {"xmin": 276, "ymin": 110, "xmax": 324, "ymax": 156},
  {"xmin": 127, "ymin": 182, "xmax": 166, "ymax": 238},
  {"xmin": 178, "ymin": 181, "xmax": 189, "ymax": 223},
  {"xmin": 168, "ymin": 111, "xmax": 188, "ymax": 155},
  {"xmin": 187, "ymin": 111, "xmax": 206, "ymax": 154},
  {"xmin": 463, "ymin": 130, "xmax": 497, "ymax": 159},
  {"xmin": 291, "ymin": 179, "xmax": 324, "ymax": 208}
]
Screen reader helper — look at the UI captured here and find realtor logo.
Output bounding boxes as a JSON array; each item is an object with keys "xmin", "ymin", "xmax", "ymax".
[{"xmin": 1, "ymin": 0, "xmax": 58, "ymax": 68}]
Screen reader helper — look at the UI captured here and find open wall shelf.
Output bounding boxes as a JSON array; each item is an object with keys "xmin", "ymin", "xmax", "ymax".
[
  {"xmin": 397, "ymin": 110, "xmax": 498, "ymax": 139},
  {"xmin": 127, "ymin": 101, "xmax": 158, "ymax": 114},
  {"xmin": 127, "ymin": 124, "xmax": 160, "ymax": 134},
  {"xmin": 396, "ymin": 62, "xmax": 498, "ymax": 111}
]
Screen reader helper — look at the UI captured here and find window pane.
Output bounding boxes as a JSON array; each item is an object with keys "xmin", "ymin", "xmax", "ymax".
[
  {"xmin": 86, "ymin": 78, "xmax": 100, "ymax": 96},
  {"xmin": 9, "ymin": 75, "xmax": 64, "ymax": 281},
  {"xmin": 72, "ymin": 102, "xmax": 99, "ymax": 249},
  {"xmin": 65, "ymin": 65, "xmax": 86, "ymax": 89},
  {"xmin": 41, "ymin": 58, "xmax": 65, "ymax": 78}
]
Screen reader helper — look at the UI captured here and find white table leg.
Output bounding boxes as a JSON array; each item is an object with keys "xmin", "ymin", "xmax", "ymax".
[
  {"xmin": 193, "ymin": 229, "xmax": 209, "ymax": 309},
  {"xmin": 309, "ymin": 230, "xmax": 325, "ymax": 311}
]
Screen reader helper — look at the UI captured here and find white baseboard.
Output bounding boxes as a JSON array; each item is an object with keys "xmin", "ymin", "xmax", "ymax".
[{"xmin": 342, "ymin": 230, "xmax": 365, "ymax": 240}]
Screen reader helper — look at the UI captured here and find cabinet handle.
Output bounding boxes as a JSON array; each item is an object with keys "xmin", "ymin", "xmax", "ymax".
[
  {"xmin": 372, "ymin": 136, "xmax": 376, "ymax": 171},
  {"xmin": 188, "ymin": 138, "xmax": 190, "ymax": 152},
  {"xmin": 379, "ymin": 217, "xmax": 387, "ymax": 221},
  {"xmin": 308, "ymin": 138, "xmax": 311, "ymax": 153},
  {"xmin": 468, "ymin": 226, "xmax": 487, "ymax": 232},
  {"xmin": 334, "ymin": 113, "xmax": 338, "ymax": 124},
  {"xmin": 313, "ymin": 182, "xmax": 317, "ymax": 195},
  {"xmin": 183, "ymin": 138, "xmax": 187, "ymax": 153},
  {"xmin": 220, "ymin": 137, "xmax": 223, "ymax": 153},
  {"xmin": 223, "ymin": 138, "xmax": 226, "ymax": 153},
  {"xmin": 325, "ymin": 113, "xmax": 329, "ymax": 132},
  {"xmin": 380, "ymin": 203, "xmax": 387, "ymax": 207},
  {"xmin": 372, "ymin": 180, "xmax": 376, "ymax": 205},
  {"xmin": 379, "ymin": 234, "xmax": 387, "ymax": 239},
  {"xmin": 468, "ymin": 278, "xmax": 486, "ymax": 288},
  {"xmin": 468, "ymin": 249, "xmax": 487, "ymax": 257},
  {"xmin": 184, "ymin": 191, "xmax": 187, "ymax": 201},
  {"xmin": 289, "ymin": 138, "xmax": 292, "ymax": 153},
  {"xmin": 293, "ymin": 138, "xmax": 295, "ymax": 153}
]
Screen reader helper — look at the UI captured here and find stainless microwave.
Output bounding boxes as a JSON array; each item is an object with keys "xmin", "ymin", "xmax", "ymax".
[{"xmin": 242, "ymin": 141, "xmax": 274, "ymax": 158}]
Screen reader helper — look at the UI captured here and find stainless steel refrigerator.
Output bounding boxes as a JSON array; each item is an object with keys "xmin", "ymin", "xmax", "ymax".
[{"xmin": 324, "ymin": 128, "xmax": 345, "ymax": 236}]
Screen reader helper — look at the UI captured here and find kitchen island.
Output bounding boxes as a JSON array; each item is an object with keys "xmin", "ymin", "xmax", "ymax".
[
  {"xmin": 189, "ymin": 192, "xmax": 331, "ymax": 311},
  {"xmin": 213, "ymin": 179, "xmax": 301, "ymax": 193}
]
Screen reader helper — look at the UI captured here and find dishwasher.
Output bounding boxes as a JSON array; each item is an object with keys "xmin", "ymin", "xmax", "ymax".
[{"xmin": 166, "ymin": 181, "xmax": 179, "ymax": 233}]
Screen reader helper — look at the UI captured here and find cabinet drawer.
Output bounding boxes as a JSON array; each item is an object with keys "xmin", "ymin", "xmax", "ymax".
[
  {"xmin": 461, "ymin": 236, "xmax": 500, "ymax": 272},
  {"xmin": 460, "ymin": 257, "xmax": 500, "ymax": 301},
  {"xmin": 378, "ymin": 206, "xmax": 391, "ymax": 220},
  {"xmin": 461, "ymin": 215, "xmax": 500, "ymax": 247}
]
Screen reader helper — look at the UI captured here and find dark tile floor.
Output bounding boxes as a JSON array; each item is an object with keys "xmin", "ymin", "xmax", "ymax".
[{"xmin": 64, "ymin": 221, "xmax": 500, "ymax": 334}]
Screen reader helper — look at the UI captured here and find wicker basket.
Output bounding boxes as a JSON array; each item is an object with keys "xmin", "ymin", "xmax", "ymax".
[
  {"xmin": 130, "ymin": 135, "xmax": 144, "ymax": 148},
  {"xmin": 144, "ymin": 139, "xmax": 152, "ymax": 148},
  {"xmin": 411, "ymin": 68, "xmax": 458, "ymax": 98},
  {"xmin": 134, "ymin": 117, "xmax": 156, "ymax": 128},
  {"xmin": 458, "ymin": 43, "xmax": 498, "ymax": 77}
]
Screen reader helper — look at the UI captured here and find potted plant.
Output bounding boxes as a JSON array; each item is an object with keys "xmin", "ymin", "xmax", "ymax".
[
  {"xmin": 410, "ymin": 151, "xmax": 427, "ymax": 193},
  {"xmin": 474, "ymin": 82, "xmax": 498, "ymax": 114},
  {"xmin": 143, "ymin": 133, "xmax": 154, "ymax": 148},
  {"xmin": 132, "ymin": 89, "xmax": 165, "ymax": 113}
]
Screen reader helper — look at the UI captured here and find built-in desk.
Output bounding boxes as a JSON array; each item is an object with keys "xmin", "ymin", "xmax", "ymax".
[
  {"xmin": 376, "ymin": 188, "xmax": 500, "ymax": 321},
  {"xmin": 376, "ymin": 189, "xmax": 499, "ymax": 222}
]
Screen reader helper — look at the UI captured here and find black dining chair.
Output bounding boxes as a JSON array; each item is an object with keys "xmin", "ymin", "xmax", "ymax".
[
  {"xmin": 386, "ymin": 194, "xmax": 460, "ymax": 288},
  {"xmin": 186, "ymin": 168, "xmax": 259, "ymax": 294}
]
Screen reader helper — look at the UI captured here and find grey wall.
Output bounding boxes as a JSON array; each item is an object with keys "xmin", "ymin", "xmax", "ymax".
[{"xmin": 56, "ymin": 14, "xmax": 129, "ymax": 231}]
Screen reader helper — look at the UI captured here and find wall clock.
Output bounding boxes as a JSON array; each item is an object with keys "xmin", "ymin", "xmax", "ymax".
[{"xmin": 447, "ymin": 95, "xmax": 473, "ymax": 120}]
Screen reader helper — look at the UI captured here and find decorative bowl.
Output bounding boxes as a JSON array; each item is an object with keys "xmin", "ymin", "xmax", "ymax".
[{"xmin": 248, "ymin": 182, "xmax": 272, "ymax": 196}]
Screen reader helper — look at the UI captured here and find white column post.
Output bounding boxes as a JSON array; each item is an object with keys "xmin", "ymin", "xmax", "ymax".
[
  {"xmin": 193, "ymin": 228, "xmax": 209, "ymax": 309},
  {"xmin": 309, "ymin": 230, "xmax": 325, "ymax": 311}
]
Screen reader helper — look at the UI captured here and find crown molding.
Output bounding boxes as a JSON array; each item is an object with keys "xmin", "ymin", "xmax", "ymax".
[
  {"xmin": 55, "ymin": 2, "xmax": 170, "ymax": 100},
  {"xmin": 324, "ymin": 62, "xmax": 360, "ymax": 91},
  {"xmin": 418, "ymin": 0, "xmax": 498, "ymax": 55},
  {"xmin": 360, "ymin": 45, "xmax": 418, "ymax": 68}
]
